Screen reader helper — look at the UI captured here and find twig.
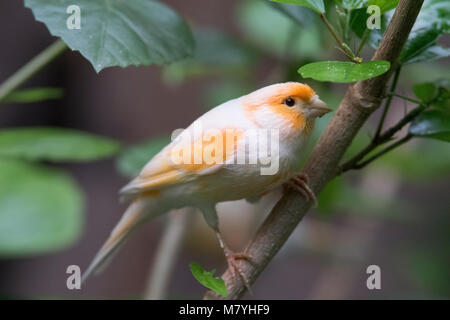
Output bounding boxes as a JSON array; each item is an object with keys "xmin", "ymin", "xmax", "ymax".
[
  {"xmin": 356, "ymin": 28, "xmax": 370, "ymax": 57},
  {"xmin": 340, "ymin": 103, "xmax": 425, "ymax": 173},
  {"xmin": 0, "ymin": 39, "xmax": 67, "ymax": 103},
  {"xmin": 387, "ymin": 92, "xmax": 422, "ymax": 105},
  {"xmin": 374, "ymin": 66, "xmax": 402, "ymax": 139},
  {"xmin": 144, "ymin": 209, "xmax": 194, "ymax": 299},
  {"xmin": 319, "ymin": 13, "xmax": 360, "ymax": 63},
  {"xmin": 204, "ymin": 0, "xmax": 424, "ymax": 300},
  {"xmin": 351, "ymin": 134, "xmax": 413, "ymax": 170}
]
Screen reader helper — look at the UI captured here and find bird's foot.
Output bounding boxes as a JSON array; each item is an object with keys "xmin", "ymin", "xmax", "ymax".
[
  {"xmin": 223, "ymin": 247, "xmax": 255, "ymax": 295},
  {"xmin": 283, "ymin": 173, "xmax": 318, "ymax": 207}
]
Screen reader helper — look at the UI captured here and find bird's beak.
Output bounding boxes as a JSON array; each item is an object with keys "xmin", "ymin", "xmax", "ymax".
[{"xmin": 308, "ymin": 97, "xmax": 332, "ymax": 118}]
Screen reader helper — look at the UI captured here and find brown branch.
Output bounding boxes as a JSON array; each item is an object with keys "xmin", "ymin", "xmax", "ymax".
[{"xmin": 204, "ymin": 0, "xmax": 424, "ymax": 300}]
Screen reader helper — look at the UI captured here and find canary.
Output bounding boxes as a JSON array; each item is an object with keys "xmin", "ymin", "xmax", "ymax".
[{"xmin": 82, "ymin": 82, "xmax": 331, "ymax": 288}]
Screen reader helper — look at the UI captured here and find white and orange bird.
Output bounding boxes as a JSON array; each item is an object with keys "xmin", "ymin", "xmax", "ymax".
[{"xmin": 82, "ymin": 82, "xmax": 331, "ymax": 288}]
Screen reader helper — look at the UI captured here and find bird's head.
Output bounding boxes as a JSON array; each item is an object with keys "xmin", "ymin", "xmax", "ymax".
[{"xmin": 242, "ymin": 82, "xmax": 332, "ymax": 134}]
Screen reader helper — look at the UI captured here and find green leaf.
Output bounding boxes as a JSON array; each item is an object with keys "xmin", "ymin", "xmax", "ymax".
[
  {"xmin": 270, "ymin": 0, "xmax": 325, "ymax": 14},
  {"xmin": 348, "ymin": 1, "xmax": 396, "ymax": 38},
  {"xmin": 400, "ymin": 25, "xmax": 443, "ymax": 64},
  {"xmin": 349, "ymin": 8, "xmax": 370, "ymax": 38},
  {"xmin": 0, "ymin": 159, "xmax": 83, "ymax": 256},
  {"xmin": 402, "ymin": 44, "xmax": 450, "ymax": 65},
  {"xmin": 432, "ymin": 79, "xmax": 450, "ymax": 110},
  {"xmin": 350, "ymin": 6, "xmax": 392, "ymax": 40},
  {"xmin": 409, "ymin": 109, "xmax": 450, "ymax": 142},
  {"xmin": 189, "ymin": 262, "xmax": 228, "ymax": 297},
  {"xmin": 116, "ymin": 136, "xmax": 170, "ymax": 178},
  {"xmin": 336, "ymin": 0, "xmax": 368, "ymax": 10},
  {"xmin": 413, "ymin": 82, "xmax": 437, "ymax": 103},
  {"xmin": 0, "ymin": 127, "xmax": 121, "ymax": 162},
  {"xmin": 363, "ymin": 1, "xmax": 449, "ymax": 64},
  {"xmin": 413, "ymin": 79, "xmax": 450, "ymax": 109},
  {"xmin": 368, "ymin": 0, "xmax": 398, "ymax": 13},
  {"xmin": 3, "ymin": 87, "xmax": 63, "ymax": 103},
  {"xmin": 24, "ymin": 0, "xmax": 194, "ymax": 72},
  {"xmin": 298, "ymin": 60, "xmax": 390, "ymax": 83},
  {"xmin": 421, "ymin": 0, "xmax": 450, "ymax": 34}
]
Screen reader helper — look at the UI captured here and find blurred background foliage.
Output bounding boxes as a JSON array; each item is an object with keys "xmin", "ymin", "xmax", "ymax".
[{"xmin": 0, "ymin": 0, "xmax": 448, "ymax": 299}]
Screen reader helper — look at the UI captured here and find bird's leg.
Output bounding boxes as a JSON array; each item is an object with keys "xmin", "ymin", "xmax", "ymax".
[
  {"xmin": 213, "ymin": 227, "xmax": 255, "ymax": 294},
  {"xmin": 201, "ymin": 205, "xmax": 255, "ymax": 293},
  {"xmin": 283, "ymin": 173, "xmax": 318, "ymax": 207}
]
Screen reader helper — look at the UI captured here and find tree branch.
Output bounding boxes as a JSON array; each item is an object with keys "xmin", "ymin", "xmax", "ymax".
[
  {"xmin": 204, "ymin": 0, "xmax": 424, "ymax": 300},
  {"xmin": 340, "ymin": 103, "xmax": 425, "ymax": 173},
  {"xmin": 351, "ymin": 133, "xmax": 413, "ymax": 170},
  {"xmin": 387, "ymin": 92, "xmax": 422, "ymax": 105}
]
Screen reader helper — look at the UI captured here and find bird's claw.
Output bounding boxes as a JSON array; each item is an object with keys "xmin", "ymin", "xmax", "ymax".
[
  {"xmin": 223, "ymin": 247, "xmax": 255, "ymax": 295},
  {"xmin": 283, "ymin": 173, "xmax": 318, "ymax": 207}
]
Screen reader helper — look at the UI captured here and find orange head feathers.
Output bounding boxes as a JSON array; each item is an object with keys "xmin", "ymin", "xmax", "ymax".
[{"xmin": 242, "ymin": 82, "xmax": 331, "ymax": 132}]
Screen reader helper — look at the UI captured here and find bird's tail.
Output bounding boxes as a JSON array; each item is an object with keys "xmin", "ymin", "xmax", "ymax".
[{"xmin": 81, "ymin": 198, "xmax": 151, "ymax": 283}]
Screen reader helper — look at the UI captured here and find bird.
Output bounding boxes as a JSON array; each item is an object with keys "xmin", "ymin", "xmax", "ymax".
[{"xmin": 82, "ymin": 82, "xmax": 331, "ymax": 289}]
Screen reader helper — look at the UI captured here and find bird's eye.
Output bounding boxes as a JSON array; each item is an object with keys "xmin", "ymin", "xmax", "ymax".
[{"xmin": 284, "ymin": 97, "xmax": 295, "ymax": 107}]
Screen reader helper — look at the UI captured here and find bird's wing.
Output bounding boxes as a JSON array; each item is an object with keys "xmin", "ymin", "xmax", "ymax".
[
  {"xmin": 120, "ymin": 98, "xmax": 254, "ymax": 197},
  {"xmin": 120, "ymin": 126, "xmax": 247, "ymax": 196}
]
